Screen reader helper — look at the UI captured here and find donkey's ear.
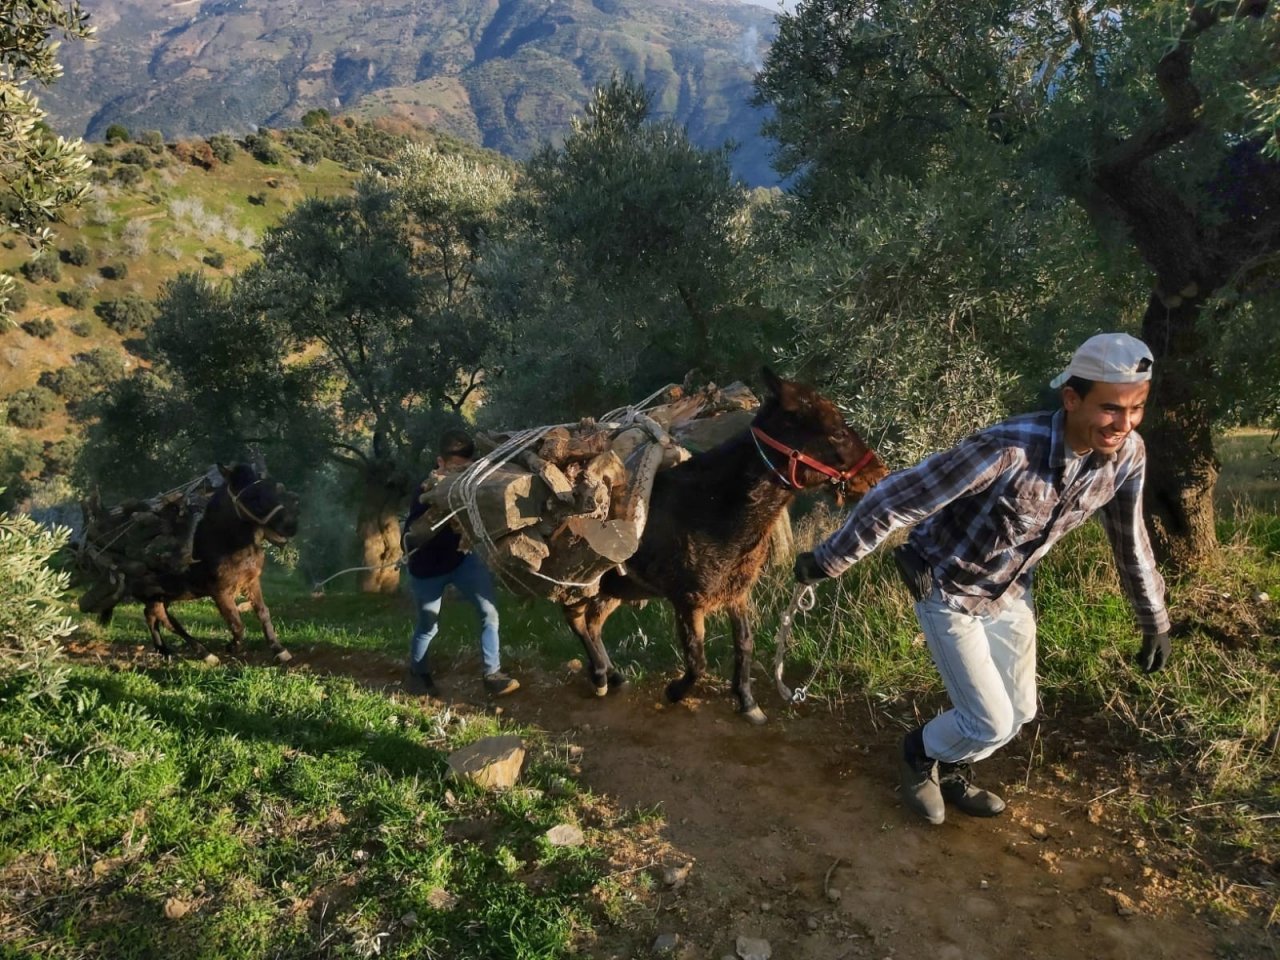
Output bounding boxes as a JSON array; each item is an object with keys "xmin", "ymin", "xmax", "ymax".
[{"xmin": 760, "ymin": 366, "xmax": 800, "ymax": 411}]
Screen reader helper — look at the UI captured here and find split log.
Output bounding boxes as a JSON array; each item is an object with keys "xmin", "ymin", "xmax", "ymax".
[
  {"xmin": 420, "ymin": 464, "xmax": 550, "ymax": 540},
  {"xmin": 539, "ymin": 427, "xmax": 613, "ymax": 464},
  {"xmin": 490, "ymin": 530, "xmax": 552, "ymax": 571},
  {"xmin": 519, "ymin": 451, "xmax": 575, "ymax": 503}
]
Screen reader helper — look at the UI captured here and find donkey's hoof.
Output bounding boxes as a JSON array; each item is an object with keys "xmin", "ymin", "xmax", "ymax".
[
  {"xmin": 274, "ymin": 649, "xmax": 293, "ymax": 664},
  {"xmin": 742, "ymin": 705, "xmax": 767, "ymax": 725},
  {"xmin": 593, "ymin": 684, "xmax": 609, "ymax": 698},
  {"xmin": 202, "ymin": 653, "xmax": 221, "ymax": 666},
  {"xmin": 607, "ymin": 673, "xmax": 631, "ymax": 693},
  {"xmin": 664, "ymin": 680, "xmax": 688, "ymax": 703}
]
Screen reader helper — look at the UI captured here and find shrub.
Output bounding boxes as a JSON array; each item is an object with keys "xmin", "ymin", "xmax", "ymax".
[
  {"xmin": 139, "ymin": 129, "xmax": 165, "ymax": 152},
  {"xmin": 191, "ymin": 141, "xmax": 217, "ymax": 170},
  {"xmin": 21, "ymin": 256, "xmax": 61, "ymax": 284},
  {"xmin": 5, "ymin": 283, "xmax": 28, "ymax": 312},
  {"xmin": 207, "ymin": 133, "xmax": 237, "ymax": 165},
  {"xmin": 203, "ymin": 250, "xmax": 226, "ymax": 269},
  {"xmin": 0, "ymin": 507, "xmax": 73, "ymax": 700},
  {"xmin": 74, "ymin": 347, "xmax": 126, "ymax": 382},
  {"xmin": 89, "ymin": 145, "xmax": 114, "ymax": 166},
  {"xmin": 69, "ymin": 318, "xmax": 93, "ymax": 337},
  {"xmin": 41, "ymin": 437, "xmax": 80, "ymax": 477},
  {"xmin": 100, "ymin": 262, "xmax": 128, "ymax": 281},
  {"xmin": 88, "ymin": 167, "xmax": 112, "ymax": 185},
  {"xmin": 20, "ymin": 317, "xmax": 55, "ymax": 339},
  {"xmin": 104, "ymin": 123, "xmax": 130, "ymax": 143},
  {"xmin": 245, "ymin": 131, "xmax": 283, "ymax": 165},
  {"xmin": 59, "ymin": 288, "xmax": 88, "ymax": 308},
  {"xmin": 247, "ymin": 191, "xmax": 267, "ymax": 206},
  {"xmin": 113, "ymin": 163, "xmax": 144, "ymax": 186},
  {"xmin": 95, "ymin": 294, "xmax": 154, "ymax": 333},
  {"xmin": 6, "ymin": 387, "xmax": 59, "ymax": 429},
  {"xmin": 64, "ymin": 240, "xmax": 91, "ymax": 266},
  {"xmin": 119, "ymin": 145, "xmax": 151, "ymax": 168}
]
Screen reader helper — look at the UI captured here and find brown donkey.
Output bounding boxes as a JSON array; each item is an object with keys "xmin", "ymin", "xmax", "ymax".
[
  {"xmin": 561, "ymin": 369, "xmax": 886, "ymax": 722},
  {"xmin": 96, "ymin": 464, "xmax": 301, "ymax": 664}
]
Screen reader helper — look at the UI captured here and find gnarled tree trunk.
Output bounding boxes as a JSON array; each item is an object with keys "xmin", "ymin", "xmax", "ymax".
[
  {"xmin": 1139, "ymin": 292, "xmax": 1220, "ymax": 569},
  {"xmin": 356, "ymin": 476, "xmax": 406, "ymax": 594}
]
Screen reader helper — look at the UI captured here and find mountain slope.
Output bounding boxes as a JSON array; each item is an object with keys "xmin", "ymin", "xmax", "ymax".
[{"xmin": 41, "ymin": 0, "xmax": 780, "ymax": 184}]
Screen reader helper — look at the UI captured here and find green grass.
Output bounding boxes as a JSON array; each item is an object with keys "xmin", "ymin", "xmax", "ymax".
[{"xmin": 0, "ymin": 660, "xmax": 622, "ymax": 959}]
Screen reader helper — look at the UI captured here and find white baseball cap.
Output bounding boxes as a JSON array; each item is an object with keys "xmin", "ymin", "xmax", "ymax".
[{"xmin": 1050, "ymin": 333, "xmax": 1154, "ymax": 389}]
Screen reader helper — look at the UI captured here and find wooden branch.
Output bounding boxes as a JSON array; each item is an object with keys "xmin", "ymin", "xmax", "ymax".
[
  {"xmin": 1099, "ymin": 1, "xmax": 1263, "ymax": 173},
  {"xmin": 919, "ymin": 56, "xmax": 977, "ymax": 113}
]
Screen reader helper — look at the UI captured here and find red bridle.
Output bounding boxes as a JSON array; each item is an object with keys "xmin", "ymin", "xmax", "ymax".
[{"xmin": 751, "ymin": 426, "xmax": 878, "ymax": 491}]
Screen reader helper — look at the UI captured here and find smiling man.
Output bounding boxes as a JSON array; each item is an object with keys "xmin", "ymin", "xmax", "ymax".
[{"xmin": 794, "ymin": 333, "xmax": 1170, "ymax": 825}]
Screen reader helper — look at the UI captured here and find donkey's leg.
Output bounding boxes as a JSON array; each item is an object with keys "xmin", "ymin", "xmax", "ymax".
[
  {"xmin": 162, "ymin": 606, "xmax": 220, "ymax": 666},
  {"xmin": 210, "ymin": 590, "xmax": 247, "ymax": 654},
  {"xmin": 728, "ymin": 600, "xmax": 766, "ymax": 725},
  {"xmin": 586, "ymin": 596, "xmax": 628, "ymax": 692},
  {"xmin": 665, "ymin": 602, "xmax": 707, "ymax": 703},
  {"xmin": 143, "ymin": 601, "xmax": 175, "ymax": 658},
  {"xmin": 563, "ymin": 598, "xmax": 620, "ymax": 697},
  {"xmin": 244, "ymin": 580, "xmax": 291, "ymax": 664}
]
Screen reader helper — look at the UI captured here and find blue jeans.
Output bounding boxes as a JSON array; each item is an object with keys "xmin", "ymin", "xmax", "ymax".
[
  {"xmin": 915, "ymin": 587, "xmax": 1038, "ymax": 764},
  {"xmin": 408, "ymin": 553, "xmax": 501, "ymax": 677}
]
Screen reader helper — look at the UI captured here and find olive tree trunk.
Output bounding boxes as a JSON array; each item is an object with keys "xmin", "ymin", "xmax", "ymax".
[{"xmin": 355, "ymin": 478, "xmax": 405, "ymax": 594}]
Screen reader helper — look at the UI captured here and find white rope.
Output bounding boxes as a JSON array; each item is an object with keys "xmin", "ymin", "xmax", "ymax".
[{"xmin": 440, "ymin": 385, "xmax": 675, "ymax": 591}]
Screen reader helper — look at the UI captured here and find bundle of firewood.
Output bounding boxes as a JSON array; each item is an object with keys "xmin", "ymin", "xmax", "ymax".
[
  {"xmin": 75, "ymin": 479, "xmax": 214, "ymax": 613},
  {"xmin": 410, "ymin": 382, "xmax": 759, "ymax": 603}
]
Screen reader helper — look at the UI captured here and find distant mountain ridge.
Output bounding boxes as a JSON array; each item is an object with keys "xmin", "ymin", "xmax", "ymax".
[{"xmin": 40, "ymin": 0, "xmax": 781, "ymax": 184}]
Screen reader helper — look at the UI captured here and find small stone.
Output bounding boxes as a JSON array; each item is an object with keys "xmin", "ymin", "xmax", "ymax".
[
  {"xmin": 653, "ymin": 932, "xmax": 680, "ymax": 953},
  {"xmin": 825, "ymin": 887, "xmax": 842, "ymax": 903},
  {"xmin": 400, "ymin": 911, "xmax": 418, "ymax": 927},
  {"xmin": 353, "ymin": 849, "xmax": 369, "ymax": 862},
  {"xmin": 807, "ymin": 916, "xmax": 820, "ymax": 931},
  {"xmin": 979, "ymin": 879, "xmax": 989, "ymax": 890},
  {"xmin": 1254, "ymin": 591, "xmax": 1270, "ymax": 604},
  {"xmin": 163, "ymin": 897, "xmax": 190, "ymax": 920},
  {"xmin": 662, "ymin": 861, "xmax": 693, "ymax": 889},
  {"xmin": 735, "ymin": 935, "xmax": 772, "ymax": 960},
  {"xmin": 546, "ymin": 823, "xmax": 585, "ymax": 847},
  {"xmin": 567, "ymin": 658, "xmax": 584, "ymax": 672},
  {"xmin": 1030, "ymin": 823, "xmax": 1050, "ymax": 841},
  {"xmin": 426, "ymin": 887, "xmax": 458, "ymax": 911},
  {"xmin": 759, "ymin": 901, "xmax": 771, "ymax": 912},
  {"xmin": 1109, "ymin": 889, "xmax": 1139, "ymax": 917}
]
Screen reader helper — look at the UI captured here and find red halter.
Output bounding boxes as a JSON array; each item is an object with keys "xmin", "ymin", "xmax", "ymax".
[{"xmin": 751, "ymin": 426, "xmax": 878, "ymax": 490}]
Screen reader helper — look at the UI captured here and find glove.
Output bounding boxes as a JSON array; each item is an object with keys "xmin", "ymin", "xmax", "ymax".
[
  {"xmin": 794, "ymin": 551, "xmax": 830, "ymax": 585},
  {"xmin": 1135, "ymin": 631, "xmax": 1170, "ymax": 674}
]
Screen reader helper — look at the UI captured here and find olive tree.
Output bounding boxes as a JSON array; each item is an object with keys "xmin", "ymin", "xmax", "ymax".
[
  {"xmin": 479, "ymin": 75, "xmax": 764, "ymax": 426},
  {"xmin": 0, "ymin": 0, "xmax": 93, "ymax": 322},
  {"xmin": 756, "ymin": 0, "xmax": 1280, "ymax": 567}
]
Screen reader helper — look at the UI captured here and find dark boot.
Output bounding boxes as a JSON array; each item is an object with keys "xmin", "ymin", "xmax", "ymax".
[
  {"xmin": 483, "ymin": 670, "xmax": 520, "ymax": 696},
  {"xmin": 404, "ymin": 670, "xmax": 441, "ymax": 699},
  {"xmin": 939, "ymin": 762, "xmax": 1006, "ymax": 817},
  {"xmin": 899, "ymin": 728, "xmax": 945, "ymax": 825}
]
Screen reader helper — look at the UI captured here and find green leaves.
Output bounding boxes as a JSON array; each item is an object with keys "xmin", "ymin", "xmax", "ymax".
[{"xmin": 0, "ymin": 3, "xmax": 94, "ymax": 321}]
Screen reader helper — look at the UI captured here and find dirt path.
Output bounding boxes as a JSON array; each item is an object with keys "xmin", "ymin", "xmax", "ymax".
[{"xmin": 290, "ymin": 642, "xmax": 1249, "ymax": 960}]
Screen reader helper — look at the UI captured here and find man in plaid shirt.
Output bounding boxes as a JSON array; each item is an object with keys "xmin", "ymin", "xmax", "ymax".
[{"xmin": 794, "ymin": 333, "xmax": 1171, "ymax": 824}]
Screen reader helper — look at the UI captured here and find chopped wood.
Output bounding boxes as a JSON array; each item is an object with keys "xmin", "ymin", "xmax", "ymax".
[
  {"xmin": 519, "ymin": 452, "xmax": 575, "ymax": 503},
  {"xmin": 421, "ymin": 464, "xmax": 549, "ymax": 539}
]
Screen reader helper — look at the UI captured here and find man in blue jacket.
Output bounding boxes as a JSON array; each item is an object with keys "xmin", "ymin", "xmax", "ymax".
[
  {"xmin": 403, "ymin": 429, "xmax": 519, "ymax": 699},
  {"xmin": 796, "ymin": 333, "xmax": 1170, "ymax": 824}
]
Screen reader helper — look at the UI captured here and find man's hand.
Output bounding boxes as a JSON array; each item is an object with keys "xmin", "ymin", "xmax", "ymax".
[
  {"xmin": 1136, "ymin": 631, "xmax": 1170, "ymax": 674},
  {"xmin": 794, "ymin": 551, "xmax": 829, "ymax": 585}
]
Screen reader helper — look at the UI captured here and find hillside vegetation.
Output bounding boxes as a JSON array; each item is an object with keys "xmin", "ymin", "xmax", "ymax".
[
  {"xmin": 41, "ymin": 0, "xmax": 779, "ymax": 184},
  {"xmin": 0, "ymin": 115, "xmax": 508, "ymax": 510}
]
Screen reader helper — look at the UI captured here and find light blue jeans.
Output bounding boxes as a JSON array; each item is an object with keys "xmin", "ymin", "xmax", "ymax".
[
  {"xmin": 915, "ymin": 587, "xmax": 1038, "ymax": 764},
  {"xmin": 408, "ymin": 553, "xmax": 501, "ymax": 677}
]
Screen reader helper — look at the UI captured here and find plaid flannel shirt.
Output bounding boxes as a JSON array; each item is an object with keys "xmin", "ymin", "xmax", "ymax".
[{"xmin": 813, "ymin": 409, "xmax": 1170, "ymax": 635}]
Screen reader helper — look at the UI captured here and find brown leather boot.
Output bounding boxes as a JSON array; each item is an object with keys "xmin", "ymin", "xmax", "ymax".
[
  {"xmin": 939, "ymin": 762, "xmax": 1006, "ymax": 817},
  {"xmin": 899, "ymin": 728, "xmax": 945, "ymax": 825}
]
